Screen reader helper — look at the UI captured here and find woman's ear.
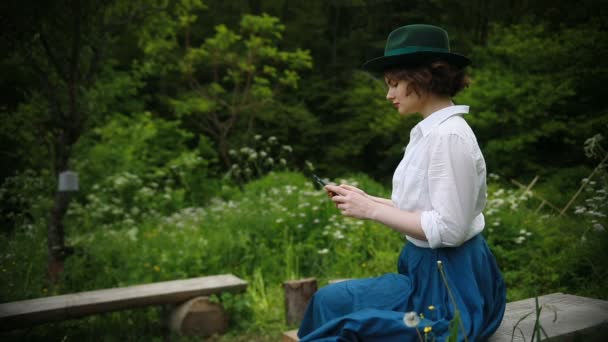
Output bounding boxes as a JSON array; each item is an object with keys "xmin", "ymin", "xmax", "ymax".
[{"xmin": 405, "ymin": 83, "xmax": 414, "ymax": 97}]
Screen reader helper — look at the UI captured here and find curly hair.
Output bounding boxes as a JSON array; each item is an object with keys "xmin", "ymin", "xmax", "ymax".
[{"xmin": 384, "ymin": 60, "xmax": 470, "ymax": 97}]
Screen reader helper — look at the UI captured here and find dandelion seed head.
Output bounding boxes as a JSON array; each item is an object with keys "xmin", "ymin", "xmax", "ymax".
[{"xmin": 402, "ymin": 311, "xmax": 420, "ymax": 328}]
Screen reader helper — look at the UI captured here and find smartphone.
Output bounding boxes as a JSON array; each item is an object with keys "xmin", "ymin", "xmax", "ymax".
[
  {"xmin": 312, "ymin": 174, "xmax": 335, "ymax": 197},
  {"xmin": 312, "ymin": 174, "xmax": 328, "ymax": 187}
]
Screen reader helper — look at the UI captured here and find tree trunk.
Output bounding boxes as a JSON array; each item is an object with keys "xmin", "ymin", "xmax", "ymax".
[
  {"xmin": 47, "ymin": 132, "xmax": 72, "ymax": 285},
  {"xmin": 47, "ymin": 190, "xmax": 70, "ymax": 284},
  {"xmin": 217, "ymin": 135, "xmax": 231, "ymax": 169}
]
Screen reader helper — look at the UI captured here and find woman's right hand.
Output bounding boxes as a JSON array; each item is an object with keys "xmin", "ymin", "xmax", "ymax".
[{"xmin": 338, "ymin": 184, "xmax": 368, "ymax": 197}]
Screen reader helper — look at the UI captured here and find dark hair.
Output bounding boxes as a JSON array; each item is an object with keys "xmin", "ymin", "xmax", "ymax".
[{"xmin": 384, "ymin": 60, "xmax": 470, "ymax": 97}]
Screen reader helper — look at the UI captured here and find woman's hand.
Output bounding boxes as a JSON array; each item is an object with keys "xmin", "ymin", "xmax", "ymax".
[
  {"xmin": 337, "ymin": 184, "xmax": 368, "ymax": 197},
  {"xmin": 325, "ymin": 184, "xmax": 377, "ymax": 219}
]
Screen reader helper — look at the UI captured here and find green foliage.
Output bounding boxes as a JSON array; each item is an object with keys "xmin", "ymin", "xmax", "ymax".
[
  {"xmin": 458, "ymin": 22, "xmax": 608, "ymax": 177},
  {"xmin": 225, "ymin": 134, "xmax": 297, "ymax": 186},
  {"xmin": 2, "ymin": 1, "xmax": 608, "ymax": 340},
  {"xmin": 75, "ymin": 112, "xmax": 193, "ymax": 179},
  {"xmin": 0, "ymin": 169, "xmax": 53, "ymax": 235},
  {"xmin": 320, "ymin": 71, "xmax": 419, "ymax": 178},
  {"xmin": 138, "ymin": 9, "xmax": 313, "ymax": 166},
  {"xmin": 68, "ymin": 112, "xmax": 222, "ymax": 231},
  {"xmin": 1, "ymin": 170, "xmax": 607, "ymax": 339}
]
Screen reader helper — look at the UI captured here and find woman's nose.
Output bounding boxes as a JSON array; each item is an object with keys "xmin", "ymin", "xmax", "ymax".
[{"xmin": 386, "ymin": 89, "xmax": 393, "ymax": 100}]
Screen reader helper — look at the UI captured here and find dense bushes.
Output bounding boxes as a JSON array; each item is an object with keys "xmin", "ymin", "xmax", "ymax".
[{"xmin": 1, "ymin": 170, "xmax": 606, "ymax": 340}]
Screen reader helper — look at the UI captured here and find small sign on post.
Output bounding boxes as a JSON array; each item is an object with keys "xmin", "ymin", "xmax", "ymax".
[{"xmin": 58, "ymin": 171, "xmax": 79, "ymax": 192}]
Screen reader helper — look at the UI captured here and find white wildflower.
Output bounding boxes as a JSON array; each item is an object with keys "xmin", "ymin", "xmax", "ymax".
[
  {"xmin": 333, "ymin": 231, "xmax": 345, "ymax": 239},
  {"xmin": 317, "ymin": 248, "xmax": 329, "ymax": 255},
  {"xmin": 574, "ymin": 206, "xmax": 586, "ymax": 215},
  {"xmin": 126, "ymin": 228, "xmax": 138, "ymax": 242},
  {"xmin": 403, "ymin": 311, "xmax": 420, "ymax": 328}
]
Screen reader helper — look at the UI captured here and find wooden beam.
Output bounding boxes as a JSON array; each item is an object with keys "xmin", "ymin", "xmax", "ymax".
[
  {"xmin": 0, "ymin": 274, "xmax": 247, "ymax": 330},
  {"xmin": 488, "ymin": 293, "xmax": 608, "ymax": 341}
]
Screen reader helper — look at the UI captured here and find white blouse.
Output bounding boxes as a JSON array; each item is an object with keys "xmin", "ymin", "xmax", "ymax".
[{"xmin": 391, "ymin": 105, "xmax": 486, "ymax": 249}]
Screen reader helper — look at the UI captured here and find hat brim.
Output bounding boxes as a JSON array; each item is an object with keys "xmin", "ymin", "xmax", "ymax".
[{"xmin": 362, "ymin": 51, "xmax": 471, "ymax": 72}]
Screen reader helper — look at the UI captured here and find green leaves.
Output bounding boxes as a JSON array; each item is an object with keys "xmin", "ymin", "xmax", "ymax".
[{"xmin": 458, "ymin": 22, "xmax": 608, "ymax": 176}]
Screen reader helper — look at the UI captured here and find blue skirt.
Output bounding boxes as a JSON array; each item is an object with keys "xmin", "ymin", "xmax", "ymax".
[{"xmin": 298, "ymin": 234, "xmax": 506, "ymax": 341}]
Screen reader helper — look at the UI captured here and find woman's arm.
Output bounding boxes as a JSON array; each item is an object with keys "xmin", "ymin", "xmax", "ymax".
[
  {"xmin": 335, "ymin": 184, "xmax": 395, "ymax": 207},
  {"xmin": 325, "ymin": 185, "xmax": 427, "ymax": 241}
]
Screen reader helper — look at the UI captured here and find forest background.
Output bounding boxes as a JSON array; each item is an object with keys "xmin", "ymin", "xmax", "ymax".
[{"xmin": 1, "ymin": 0, "xmax": 607, "ymax": 340}]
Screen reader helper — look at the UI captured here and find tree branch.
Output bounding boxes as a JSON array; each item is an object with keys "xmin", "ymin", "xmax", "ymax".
[{"xmin": 39, "ymin": 32, "xmax": 68, "ymax": 82}]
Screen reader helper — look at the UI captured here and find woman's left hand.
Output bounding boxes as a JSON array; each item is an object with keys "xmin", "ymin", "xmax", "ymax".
[{"xmin": 325, "ymin": 184, "xmax": 377, "ymax": 219}]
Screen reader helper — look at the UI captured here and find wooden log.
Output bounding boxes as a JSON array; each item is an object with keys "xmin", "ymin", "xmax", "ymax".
[
  {"xmin": 169, "ymin": 296, "xmax": 228, "ymax": 336},
  {"xmin": 0, "ymin": 274, "xmax": 247, "ymax": 330},
  {"xmin": 283, "ymin": 278, "xmax": 317, "ymax": 326}
]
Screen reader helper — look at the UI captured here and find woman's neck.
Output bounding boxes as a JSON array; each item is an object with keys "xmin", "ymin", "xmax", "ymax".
[{"xmin": 419, "ymin": 95, "xmax": 454, "ymax": 119}]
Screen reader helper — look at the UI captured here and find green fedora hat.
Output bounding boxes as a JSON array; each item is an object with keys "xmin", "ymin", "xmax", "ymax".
[{"xmin": 363, "ymin": 24, "xmax": 471, "ymax": 72}]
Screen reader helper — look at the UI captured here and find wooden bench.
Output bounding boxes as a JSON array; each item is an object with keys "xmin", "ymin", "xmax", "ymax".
[
  {"xmin": 283, "ymin": 292, "xmax": 608, "ymax": 341},
  {"xmin": 0, "ymin": 274, "xmax": 247, "ymax": 335}
]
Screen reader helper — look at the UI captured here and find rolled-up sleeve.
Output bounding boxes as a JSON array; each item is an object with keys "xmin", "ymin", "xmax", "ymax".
[{"xmin": 420, "ymin": 133, "xmax": 480, "ymax": 248}]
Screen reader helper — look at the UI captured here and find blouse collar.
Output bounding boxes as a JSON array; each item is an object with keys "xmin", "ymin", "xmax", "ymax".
[{"xmin": 417, "ymin": 105, "xmax": 469, "ymax": 137}]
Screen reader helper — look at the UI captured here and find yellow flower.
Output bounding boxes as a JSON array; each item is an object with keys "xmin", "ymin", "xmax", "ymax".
[
  {"xmin": 424, "ymin": 326, "xmax": 432, "ymax": 333},
  {"xmin": 153, "ymin": 265, "xmax": 160, "ymax": 272},
  {"xmin": 428, "ymin": 305, "xmax": 435, "ymax": 310}
]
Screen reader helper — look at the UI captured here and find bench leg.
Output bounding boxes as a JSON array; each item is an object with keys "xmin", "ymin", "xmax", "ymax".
[{"xmin": 169, "ymin": 296, "xmax": 228, "ymax": 337}]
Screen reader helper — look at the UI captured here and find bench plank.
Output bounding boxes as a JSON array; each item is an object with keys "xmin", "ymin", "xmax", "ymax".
[
  {"xmin": 0, "ymin": 274, "xmax": 247, "ymax": 330},
  {"xmin": 488, "ymin": 292, "xmax": 608, "ymax": 341}
]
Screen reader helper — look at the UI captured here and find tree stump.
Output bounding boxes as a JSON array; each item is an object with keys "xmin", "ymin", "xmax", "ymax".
[
  {"xmin": 283, "ymin": 278, "xmax": 317, "ymax": 326},
  {"xmin": 169, "ymin": 296, "xmax": 228, "ymax": 336}
]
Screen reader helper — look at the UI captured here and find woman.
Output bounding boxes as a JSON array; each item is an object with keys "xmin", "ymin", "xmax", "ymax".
[{"xmin": 298, "ymin": 24, "xmax": 506, "ymax": 341}]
